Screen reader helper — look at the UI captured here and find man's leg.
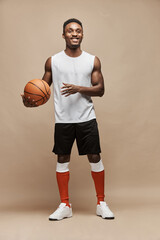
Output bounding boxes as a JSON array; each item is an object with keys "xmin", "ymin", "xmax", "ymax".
[
  {"xmin": 56, "ymin": 154, "xmax": 71, "ymax": 207},
  {"xmin": 87, "ymin": 154, "xmax": 105, "ymax": 204},
  {"xmin": 49, "ymin": 154, "xmax": 72, "ymax": 221},
  {"xmin": 52, "ymin": 123, "xmax": 75, "ymax": 207},
  {"xmin": 87, "ymin": 153, "xmax": 115, "ymax": 219},
  {"xmin": 49, "ymin": 123, "xmax": 75, "ymax": 220}
]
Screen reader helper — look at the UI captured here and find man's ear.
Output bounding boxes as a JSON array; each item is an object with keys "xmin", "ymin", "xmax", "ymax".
[{"xmin": 62, "ymin": 33, "xmax": 65, "ymax": 39}]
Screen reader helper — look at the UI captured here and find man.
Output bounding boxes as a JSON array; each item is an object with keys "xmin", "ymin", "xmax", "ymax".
[{"xmin": 21, "ymin": 18, "xmax": 115, "ymax": 220}]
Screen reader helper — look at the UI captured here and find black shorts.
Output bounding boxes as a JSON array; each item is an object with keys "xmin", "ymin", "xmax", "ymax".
[{"xmin": 52, "ymin": 118, "xmax": 101, "ymax": 155}]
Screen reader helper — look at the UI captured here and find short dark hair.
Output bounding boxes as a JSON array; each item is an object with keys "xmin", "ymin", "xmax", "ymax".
[{"xmin": 63, "ymin": 18, "xmax": 83, "ymax": 34}]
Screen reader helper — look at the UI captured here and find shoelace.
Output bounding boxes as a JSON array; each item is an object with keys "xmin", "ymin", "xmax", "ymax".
[
  {"xmin": 101, "ymin": 205, "xmax": 112, "ymax": 215},
  {"xmin": 100, "ymin": 203, "xmax": 111, "ymax": 210},
  {"xmin": 54, "ymin": 204, "xmax": 66, "ymax": 214}
]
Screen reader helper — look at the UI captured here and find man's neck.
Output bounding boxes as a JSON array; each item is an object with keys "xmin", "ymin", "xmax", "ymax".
[{"xmin": 64, "ymin": 47, "xmax": 82, "ymax": 57}]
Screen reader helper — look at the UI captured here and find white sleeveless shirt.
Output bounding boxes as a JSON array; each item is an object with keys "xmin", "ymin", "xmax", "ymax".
[{"xmin": 51, "ymin": 50, "xmax": 96, "ymax": 123}]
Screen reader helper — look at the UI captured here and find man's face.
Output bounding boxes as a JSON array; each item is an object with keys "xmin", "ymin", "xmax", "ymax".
[{"xmin": 62, "ymin": 22, "xmax": 83, "ymax": 49}]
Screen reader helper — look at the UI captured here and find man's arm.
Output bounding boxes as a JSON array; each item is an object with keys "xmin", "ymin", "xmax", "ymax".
[
  {"xmin": 61, "ymin": 56, "xmax": 105, "ymax": 97},
  {"xmin": 21, "ymin": 57, "xmax": 52, "ymax": 107}
]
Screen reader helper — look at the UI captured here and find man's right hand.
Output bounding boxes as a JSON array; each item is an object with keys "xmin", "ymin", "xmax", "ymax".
[{"xmin": 21, "ymin": 94, "xmax": 38, "ymax": 107}]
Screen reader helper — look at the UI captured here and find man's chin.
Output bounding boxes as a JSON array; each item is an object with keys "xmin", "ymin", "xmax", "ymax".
[{"xmin": 70, "ymin": 44, "xmax": 80, "ymax": 49}]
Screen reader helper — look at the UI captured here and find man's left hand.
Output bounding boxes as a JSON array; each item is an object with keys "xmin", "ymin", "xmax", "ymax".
[{"xmin": 61, "ymin": 83, "xmax": 80, "ymax": 97}]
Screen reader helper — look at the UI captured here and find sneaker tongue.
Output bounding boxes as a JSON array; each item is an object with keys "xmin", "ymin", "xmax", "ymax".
[
  {"xmin": 100, "ymin": 201, "xmax": 107, "ymax": 206},
  {"xmin": 59, "ymin": 203, "xmax": 66, "ymax": 208}
]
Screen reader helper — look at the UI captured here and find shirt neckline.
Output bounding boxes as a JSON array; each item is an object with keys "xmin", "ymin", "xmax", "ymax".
[{"xmin": 63, "ymin": 50, "xmax": 84, "ymax": 59}]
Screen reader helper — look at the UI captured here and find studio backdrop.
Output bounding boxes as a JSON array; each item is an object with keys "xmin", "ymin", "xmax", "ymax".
[{"xmin": 0, "ymin": 0, "xmax": 160, "ymax": 210}]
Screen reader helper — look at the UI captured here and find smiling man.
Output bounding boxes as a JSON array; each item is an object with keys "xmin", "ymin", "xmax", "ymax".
[{"xmin": 21, "ymin": 18, "xmax": 115, "ymax": 221}]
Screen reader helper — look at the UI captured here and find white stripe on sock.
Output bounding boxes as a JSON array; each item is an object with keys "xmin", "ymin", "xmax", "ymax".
[
  {"xmin": 56, "ymin": 162, "xmax": 70, "ymax": 173},
  {"xmin": 90, "ymin": 159, "xmax": 104, "ymax": 172}
]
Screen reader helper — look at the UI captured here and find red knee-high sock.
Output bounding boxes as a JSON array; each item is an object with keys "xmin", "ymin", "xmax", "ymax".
[
  {"xmin": 91, "ymin": 170, "xmax": 105, "ymax": 204},
  {"xmin": 56, "ymin": 171, "xmax": 70, "ymax": 207}
]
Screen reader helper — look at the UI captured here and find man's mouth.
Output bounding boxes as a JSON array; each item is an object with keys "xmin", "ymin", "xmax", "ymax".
[{"xmin": 71, "ymin": 38, "xmax": 79, "ymax": 42}]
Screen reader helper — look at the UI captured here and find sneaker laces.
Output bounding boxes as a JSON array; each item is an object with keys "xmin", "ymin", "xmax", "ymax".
[
  {"xmin": 54, "ymin": 203, "xmax": 66, "ymax": 214},
  {"xmin": 100, "ymin": 202, "xmax": 112, "ymax": 214}
]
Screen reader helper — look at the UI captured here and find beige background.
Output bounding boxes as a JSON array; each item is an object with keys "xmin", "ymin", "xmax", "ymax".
[{"xmin": 1, "ymin": 0, "xmax": 160, "ymax": 239}]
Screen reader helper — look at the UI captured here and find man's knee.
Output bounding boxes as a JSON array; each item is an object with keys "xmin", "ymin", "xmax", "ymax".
[
  {"xmin": 87, "ymin": 154, "xmax": 100, "ymax": 163},
  {"xmin": 58, "ymin": 154, "xmax": 70, "ymax": 163}
]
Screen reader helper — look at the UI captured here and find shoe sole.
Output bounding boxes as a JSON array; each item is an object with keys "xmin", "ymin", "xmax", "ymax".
[
  {"xmin": 97, "ymin": 214, "xmax": 115, "ymax": 220},
  {"xmin": 49, "ymin": 215, "xmax": 72, "ymax": 221}
]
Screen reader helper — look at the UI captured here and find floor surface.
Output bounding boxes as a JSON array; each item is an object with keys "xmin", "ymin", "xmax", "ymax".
[{"xmin": 1, "ymin": 202, "xmax": 160, "ymax": 240}]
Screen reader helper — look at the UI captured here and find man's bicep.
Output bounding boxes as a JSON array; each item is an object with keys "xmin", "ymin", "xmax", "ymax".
[
  {"xmin": 91, "ymin": 69, "xmax": 104, "ymax": 87},
  {"xmin": 91, "ymin": 56, "xmax": 104, "ymax": 88}
]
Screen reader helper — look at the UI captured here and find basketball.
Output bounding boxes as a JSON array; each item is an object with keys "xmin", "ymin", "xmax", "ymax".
[{"xmin": 24, "ymin": 79, "xmax": 51, "ymax": 106}]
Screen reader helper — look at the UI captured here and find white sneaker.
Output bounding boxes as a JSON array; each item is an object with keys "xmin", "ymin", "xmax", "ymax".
[
  {"xmin": 49, "ymin": 203, "xmax": 72, "ymax": 221},
  {"xmin": 96, "ymin": 201, "xmax": 115, "ymax": 219}
]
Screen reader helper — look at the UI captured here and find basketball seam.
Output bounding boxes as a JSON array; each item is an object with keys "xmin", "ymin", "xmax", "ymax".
[
  {"xmin": 29, "ymin": 82, "xmax": 47, "ymax": 98},
  {"xmin": 34, "ymin": 97, "xmax": 46, "ymax": 105},
  {"xmin": 24, "ymin": 92, "xmax": 46, "ymax": 105},
  {"xmin": 34, "ymin": 97, "xmax": 45, "ymax": 103},
  {"xmin": 24, "ymin": 91, "xmax": 45, "ymax": 98}
]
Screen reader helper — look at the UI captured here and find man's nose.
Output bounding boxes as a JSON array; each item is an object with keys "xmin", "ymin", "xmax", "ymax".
[{"xmin": 72, "ymin": 31, "xmax": 77, "ymax": 36}]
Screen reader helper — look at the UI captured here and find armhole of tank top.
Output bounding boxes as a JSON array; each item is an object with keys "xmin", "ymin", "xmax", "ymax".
[
  {"xmin": 51, "ymin": 56, "xmax": 53, "ymax": 70},
  {"xmin": 51, "ymin": 56, "xmax": 54, "ymax": 75},
  {"xmin": 91, "ymin": 55, "xmax": 95, "ymax": 72},
  {"xmin": 51, "ymin": 56, "xmax": 54, "ymax": 81}
]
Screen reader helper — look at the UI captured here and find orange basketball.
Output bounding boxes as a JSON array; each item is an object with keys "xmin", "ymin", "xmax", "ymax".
[{"xmin": 24, "ymin": 79, "xmax": 51, "ymax": 106}]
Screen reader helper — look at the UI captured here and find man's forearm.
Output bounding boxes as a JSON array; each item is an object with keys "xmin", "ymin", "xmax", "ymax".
[{"xmin": 78, "ymin": 85, "xmax": 104, "ymax": 97}]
